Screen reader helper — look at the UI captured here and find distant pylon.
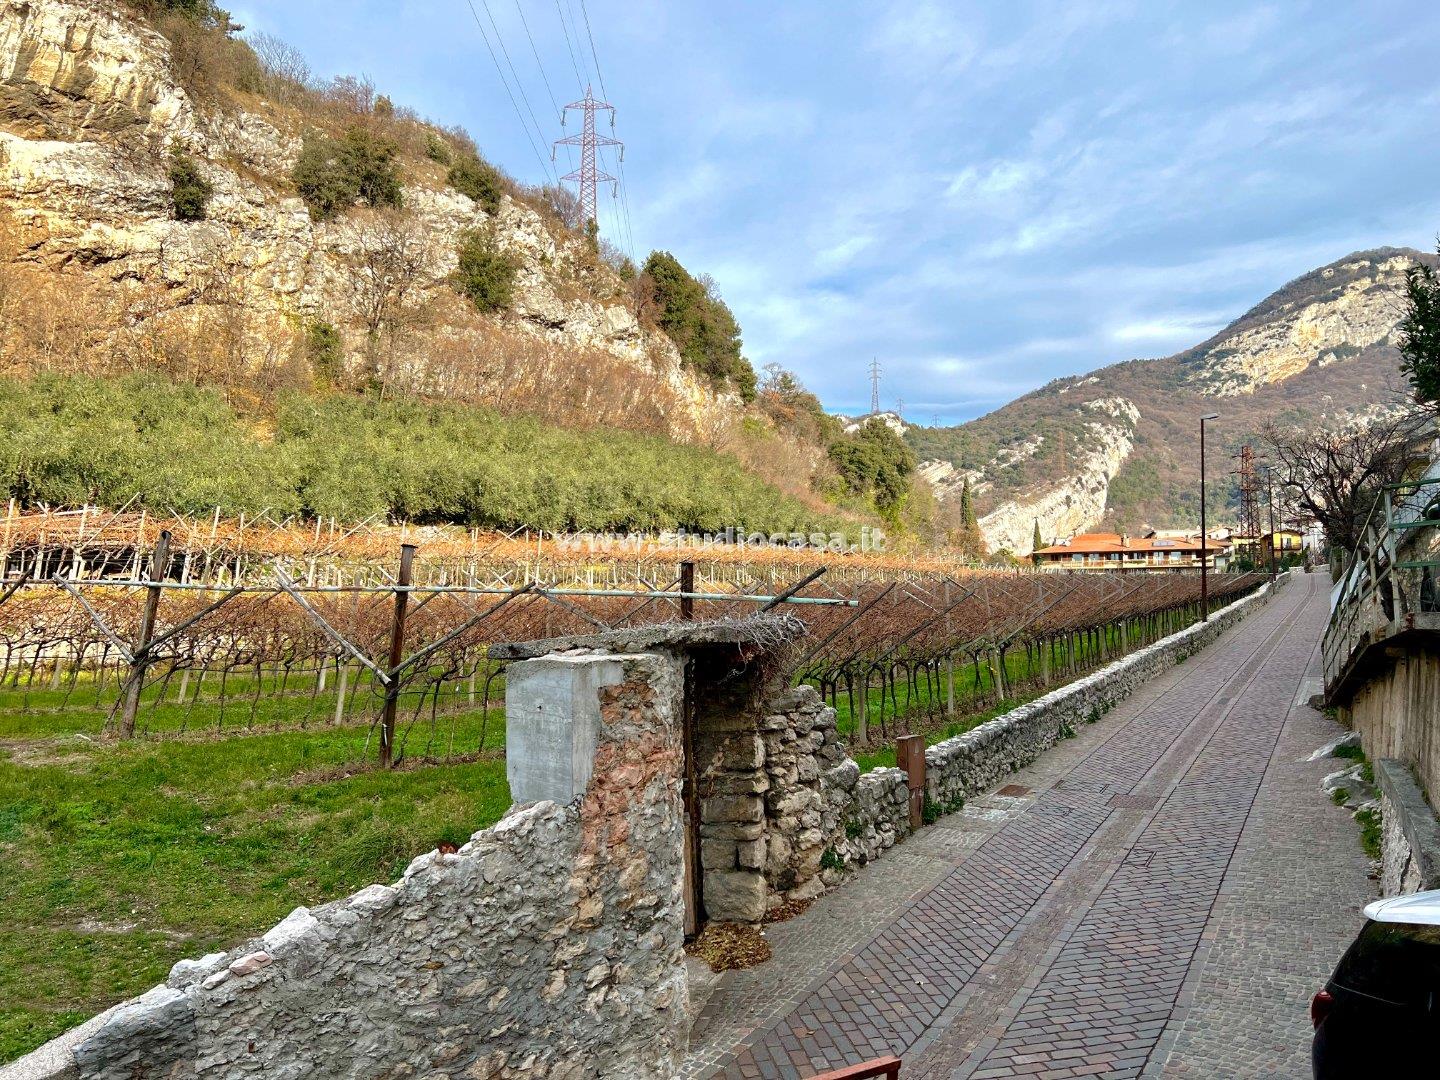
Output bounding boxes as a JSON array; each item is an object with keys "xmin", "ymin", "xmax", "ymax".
[
  {"xmin": 553, "ymin": 86, "xmax": 622, "ymax": 228},
  {"xmin": 895, "ymin": 397, "xmax": 904, "ymax": 419},
  {"xmin": 1235, "ymin": 445, "xmax": 1262, "ymax": 538},
  {"xmin": 869, "ymin": 358, "xmax": 881, "ymax": 414}
]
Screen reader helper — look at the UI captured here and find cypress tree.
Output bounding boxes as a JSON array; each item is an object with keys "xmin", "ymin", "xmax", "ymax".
[
  {"xmin": 960, "ymin": 477, "xmax": 978, "ymax": 532},
  {"xmin": 1033, "ymin": 519, "xmax": 1044, "ymax": 553}
]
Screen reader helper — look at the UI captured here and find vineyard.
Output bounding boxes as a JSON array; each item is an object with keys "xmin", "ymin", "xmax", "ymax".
[
  {"xmin": 0, "ymin": 511, "xmax": 1267, "ymax": 762},
  {"xmin": 0, "ymin": 510, "xmax": 1265, "ymax": 1061}
]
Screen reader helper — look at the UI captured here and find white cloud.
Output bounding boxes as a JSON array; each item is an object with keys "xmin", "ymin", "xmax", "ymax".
[
  {"xmin": 867, "ymin": 1, "xmax": 980, "ymax": 78},
  {"xmin": 1108, "ymin": 313, "xmax": 1230, "ymax": 345}
]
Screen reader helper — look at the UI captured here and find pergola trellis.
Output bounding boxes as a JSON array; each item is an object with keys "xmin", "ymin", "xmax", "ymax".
[{"xmin": 0, "ymin": 518, "xmax": 1267, "ymax": 763}]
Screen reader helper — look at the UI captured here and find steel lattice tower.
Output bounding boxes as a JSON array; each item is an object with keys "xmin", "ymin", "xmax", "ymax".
[
  {"xmin": 869, "ymin": 358, "xmax": 881, "ymax": 414},
  {"xmin": 1235, "ymin": 445, "xmax": 1263, "ymax": 538},
  {"xmin": 553, "ymin": 86, "xmax": 622, "ymax": 228}
]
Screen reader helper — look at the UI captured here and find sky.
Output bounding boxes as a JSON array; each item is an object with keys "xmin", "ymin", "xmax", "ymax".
[{"xmin": 234, "ymin": 1, "xmax": 1440, "ymax": 425}]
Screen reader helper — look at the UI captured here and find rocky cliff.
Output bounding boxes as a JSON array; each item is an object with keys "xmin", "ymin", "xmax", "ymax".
[
  {"xmin": 0, "ymin": 0, "xmax": 718, "ymax": 432},
  {"xmin": 909, "ymin": 247, "xmax": 1434, "ymax": 553}
]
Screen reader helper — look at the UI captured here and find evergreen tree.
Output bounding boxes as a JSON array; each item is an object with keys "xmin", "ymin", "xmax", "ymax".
[
  {"xmin": 1032, "ymin": 518, "xmax": 1044, "ymax": 554},
  {"xmin": 641, "ymin": 250, "xmax": 756, "ymax": 400},
  {"xmin": 1399, "ymin": 245, "xmax": 1440, "ymax": 412},
  {"xmin": 960, "ymin": 477, "xmax": 978, "ymax": 532}
]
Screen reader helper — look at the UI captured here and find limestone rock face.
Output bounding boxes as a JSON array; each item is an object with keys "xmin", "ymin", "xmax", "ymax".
[
  {"xmin": 916, "ymin": 247, "xmax": 1429, "ymax": 543},
  {"xmin": 0, "ymin": 0, "xmax": 190, "ymax": 139},
  {"xmin": 977, "ymin": 410, "xmax": 1135, "ymax": 556},
  {"xmin": 0, "ymin": 0, "xmax": 719, "ymax": 430},
  {"xmin": 1187, "ymin": 253, "xmax": 1413, "ymax": 397}
]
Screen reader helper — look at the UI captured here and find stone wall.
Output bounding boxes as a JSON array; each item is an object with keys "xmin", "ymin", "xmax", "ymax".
[
  {"xmin": 752, "ymin": 578, "xmax": 1274, "ymax": 908},
  {"xmin": 1342, "ymin": 642, "xmax": 1440, "ymax": 807},
  {"xmin": 1376, "ymin": 757, "xmax": 1440, "ymax": 896},
  {"xmin": 3, "ymin": 652, "xmax": 690, "ymax": 1080}
]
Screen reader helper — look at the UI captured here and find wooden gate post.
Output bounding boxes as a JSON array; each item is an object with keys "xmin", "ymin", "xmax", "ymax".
[{"xmin": 897, "ymin": 734, "xmax": 925, "ymax": 829}]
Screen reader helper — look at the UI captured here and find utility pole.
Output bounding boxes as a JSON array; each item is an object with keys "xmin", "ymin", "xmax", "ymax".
[
  {"xmin": 553, "ymin": 86, "xmax": 622, "ymax": 230},
  {"xmin": 869, "ymin": 358, "xmax": 881, "ymax": 415}
]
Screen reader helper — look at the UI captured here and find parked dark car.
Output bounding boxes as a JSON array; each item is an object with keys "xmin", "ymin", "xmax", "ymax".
[{"xmin": 1312, "ymin": 891, "xmax": 1440, "ymax": 1077}]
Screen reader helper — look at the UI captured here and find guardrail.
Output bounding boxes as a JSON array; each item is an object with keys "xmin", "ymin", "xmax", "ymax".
[{"xmin": 1323, "ymin": 464, "xmax": 1440, "ymax": 700}]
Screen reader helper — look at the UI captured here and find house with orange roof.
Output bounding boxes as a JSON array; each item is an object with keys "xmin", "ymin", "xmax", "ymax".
[{"xmin": 1032, "ymin": 531, "xmax": 1226, "ymax": 573}]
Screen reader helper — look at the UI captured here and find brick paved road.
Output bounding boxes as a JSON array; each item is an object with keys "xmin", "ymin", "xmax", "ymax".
[{"xmin": 687, "ymin": 573, "xmax": 1373, "ymax": 1079}]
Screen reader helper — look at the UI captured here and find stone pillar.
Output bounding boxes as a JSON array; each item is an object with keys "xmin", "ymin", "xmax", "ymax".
[
  {"xmin": 506, "ymin": 653, "xmax": 624, "ymax": 804},
  {"xmin": 694, "ymin": 708, "xmax": 769, "ymax": 923}
]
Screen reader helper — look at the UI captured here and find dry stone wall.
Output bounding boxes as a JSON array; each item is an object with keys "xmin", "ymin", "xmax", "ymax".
[{"xmin": 4, "ymin": 652, "xmax": 690, "ymax": 1080}]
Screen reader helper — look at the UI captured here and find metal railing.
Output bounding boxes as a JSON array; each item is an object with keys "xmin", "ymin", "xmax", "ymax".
[{"xmin": 1323, "ymin": 460, "xmax": 1440, "ymax": 698}]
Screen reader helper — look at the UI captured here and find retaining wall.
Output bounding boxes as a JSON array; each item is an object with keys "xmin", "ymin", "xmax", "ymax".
[
  {"xmin": 1376, "ymin": 757, "xmax": 1440, "ymax": 896},
  {"xmin": 760, "ymin": 578, "xmax": 1275, "ymax": 904},
  {"xmin": 3, "ymin": 652, "xmax": 690, "ymax": 1080}
]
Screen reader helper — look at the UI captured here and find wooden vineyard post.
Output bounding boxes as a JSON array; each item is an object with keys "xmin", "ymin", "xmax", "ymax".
[
  {"xmin": 379, "ymin": 543, "xmax": 416, "ymax": 767},
  {"xmin": 118, "ymin": 530, "xmax": 170, "ymax": 739},
  {"xmin": 944, "ymin": 580, "xmax": 956, "ymax": 719},
  {"xmin": 897, "ymin": 734, "xmax": 925, "ymax": 829},
  {"xmin": 679, "ymin": 560, "xmax": 695, "ymax": 621}
]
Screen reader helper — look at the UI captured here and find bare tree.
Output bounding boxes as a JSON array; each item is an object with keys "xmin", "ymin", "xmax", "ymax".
[
  {"xmin": 536, "ymin": 184, "xmax": 583, "ymax": 231},
  {"xmin": 1259, "ymin": 409, "xmax": 1429, "ymax": 571},
  {"xmin": 250, "ymin": 32, "xmax": 311, "ymax": 105},
  {"xmin": 335, "ymin": 209, "xmax": 435, "ymax": 384}
]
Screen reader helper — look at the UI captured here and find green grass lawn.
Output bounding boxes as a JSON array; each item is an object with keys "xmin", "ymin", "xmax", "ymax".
[
  {"xmin": 0, "ymin": 677, "xmax": 513, "ymax": 1063},
  {"xmin": 0, "ymin": 609, "xmax": 1201, "ymax": 1063}
]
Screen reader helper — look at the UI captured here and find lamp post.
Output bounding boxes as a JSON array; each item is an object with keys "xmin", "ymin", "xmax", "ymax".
[
  {"xmin": 1200, "ymin": 413, "xmax": 1219, "ymax": 620},
  {"xmin": 1263, "ymin": 464, "xmax": 1278, "ymax": 583}
]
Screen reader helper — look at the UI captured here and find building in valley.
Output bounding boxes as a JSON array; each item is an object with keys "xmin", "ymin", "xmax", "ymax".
[{"xmin": 1032, "ymin": 532, "xmax": 1226, "ymax": 573}]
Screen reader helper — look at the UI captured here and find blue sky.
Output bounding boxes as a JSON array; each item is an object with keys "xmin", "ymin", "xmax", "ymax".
[{"xmin": 234, "ymin": 1, "xmax": 1440, "ymax": 424}]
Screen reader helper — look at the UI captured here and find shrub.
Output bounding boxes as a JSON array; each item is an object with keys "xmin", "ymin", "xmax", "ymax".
[
  {"xmin": 453, "ymin": 231, "xmax": 517, "ymax": 313},
  {"xmin": 292, "ymin": 128, "xmax": 403, "ymax": 221},
  {"xmin": 0, "ymin": 373, "xmax": 843, "ymax": 532},
  {"xmin": 424, "ymin": 132, "xmax": 452, "ymax": 166},
  {"xmin": 168, "ymin": 151, "xmax": 214, "ymax": 221},
  {"xmin": 303, "ymin": 321, "xmax": 344, "ymax": 385},
  {"xmin": 447, "ymin": 156, "xmax": 503, "ymax": 214}
]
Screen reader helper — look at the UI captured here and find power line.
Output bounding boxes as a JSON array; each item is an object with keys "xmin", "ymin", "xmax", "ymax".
[
  {"xmin": 554, "ymin": 0, "xmax": 589, "ymax": 91},
  {"xmin": 462, "ymin": 0, "xmax": 555, "ymax": 183},
  {"xmin": 578, "ymin": 0, "xmax": 609, "ymax": 100},
  {"xmin": 515, "ymin": 0, "xmax": 564, "ymax": 121},
  {"xmin": 477, "ymin": 0, "xmax": 558, "ymax": 184},
  {"xmin": 514, "ymin": 0, "xmax": 573, "ymax": 174},
  {"xmin": 573, "ymin": 0, "xmax": 636, "ymax": 261}
]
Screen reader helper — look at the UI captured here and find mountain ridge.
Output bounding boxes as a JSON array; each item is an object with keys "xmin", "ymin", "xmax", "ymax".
[{"xmin": 907, "ymin": 245, "xmax": 1434, "ymax": 553}]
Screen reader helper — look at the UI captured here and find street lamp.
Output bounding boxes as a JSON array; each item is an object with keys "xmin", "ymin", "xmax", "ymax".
[
  {"xmin": 1200, "ymin": 413, "xmax": 1219, "ymax": 620},
  {"xmin": 1262, "ymin": 464, "xmax": 1278, "ymax": 583}
]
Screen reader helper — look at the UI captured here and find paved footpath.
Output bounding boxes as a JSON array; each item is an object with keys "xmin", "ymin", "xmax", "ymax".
[{"xmin": 684, "ymin": 573, "xmax": 1375, "ymax": 1079}]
